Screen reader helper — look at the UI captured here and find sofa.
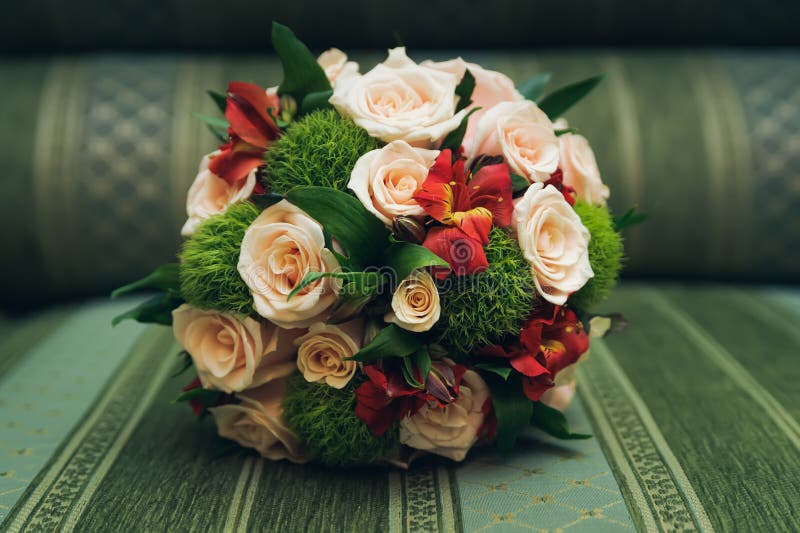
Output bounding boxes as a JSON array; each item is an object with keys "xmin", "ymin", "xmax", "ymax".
[{"xmin": 1, "ymin": 4, "xmax": 798, "ymax": 531}]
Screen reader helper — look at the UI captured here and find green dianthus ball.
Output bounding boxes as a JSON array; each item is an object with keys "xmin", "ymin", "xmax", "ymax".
[
  {"xmin": 282, "ymin": 375, "xmax": 399, "ymax": 467},
  {"xmin": 570, "ymin": 201, "xmax": 624, "ymax": 311},
  {"xmin": 179, "ymin": 201, "xmax": 259, "ymax": 315},
  {"xmin": 437, "ymin": 227, "xmax": 538, "ymax": 356},
  {"xmin": 263, "ymin": 109, "xmax": 381, "ymax": 194}
]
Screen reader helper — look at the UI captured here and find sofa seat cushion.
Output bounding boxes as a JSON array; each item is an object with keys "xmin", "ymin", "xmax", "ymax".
[{"xmin": 1, "ymin": 282, "xmax": 798, "ymax": 531}]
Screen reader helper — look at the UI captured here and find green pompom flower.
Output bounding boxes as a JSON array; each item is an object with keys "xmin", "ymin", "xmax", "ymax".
[
  {"xmin": 281, "ymin": 375, "xmax": 399, "ymax": 467},
  {"xmin": 263, "ymin": 108, "xmax": 381, "ymax": 194},
  {"xmin": 179, "ymin": 201, "xmax": 259, "ymax": 315},
  {"xmin": 570, "ymin": 201, "xmax": 624, "ymax": 311},
  {"xmin": 436, "ymin": 227, "xmax": 538, "ymax": 356}
]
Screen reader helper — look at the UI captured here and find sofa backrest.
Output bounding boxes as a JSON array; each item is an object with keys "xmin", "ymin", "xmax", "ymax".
[{"xmin": 0, "ymin": 51, "xmax": 798, "ymax": 308}]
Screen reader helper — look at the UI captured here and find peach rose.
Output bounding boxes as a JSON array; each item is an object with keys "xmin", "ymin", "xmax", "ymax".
[
  {"xmin": 171, "ymin": 304, "xmax": 304, "ymax": 393},
  {"xmin": 237, "ymin": 200, "xmax": 340, "ymax": 329},
  {"xmin": 385, "ymin": 269, "xmax": 441, "ymax": 333},
  {"xmin": 295, "ymin": 320, "xmax": 363, "ymax": 389},
  {"xmin": 554, "ymin": 119, "xmax": 609, "ymax": 206},
  {"xmin": 210, "ymin": 380, "xmax": 311, "ymax": 463},
  {"xmin": 399, "ymin": 365, "xmax": 489, "ymax": 461},
  {"xmin": 421, "ymin": 58, "xmax": 523, "ymax": 146},
  {"xmin": 539, "ymin": 363, "xmax": 579, "ymax": 412},
  {"xmin": 330, "ymin": 47, "xmax": 468, "ymax": 146},
  {"xmin": 181, "ymin": 151, "xmax": 257, "ymax": 237},
  {"xmin": 514, "ymin": 183, "xmax": 594, "ymax": 305},
  {"xmin": 348, "ymin": 141, "xmax": 439, "ymax": 225},
  {"xmin": 467, "ymin": 100, "xmax": 559, "ymax": 183},
  {"xmin": 317, "ymin": 48, "xmax": 358, "ymax": 84}
]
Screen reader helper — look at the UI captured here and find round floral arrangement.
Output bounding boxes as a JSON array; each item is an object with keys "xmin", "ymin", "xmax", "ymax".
[{"xmin": 113, "ymin": 23, "xmax": 638, "ymax": 467}]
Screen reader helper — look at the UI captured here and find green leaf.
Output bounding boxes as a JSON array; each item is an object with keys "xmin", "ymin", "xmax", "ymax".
[
  {"xmin": 348, "ymin": 324, "xmax": 425, "ymax": 362},
  {"xmin": 206, "ymin": 123, "xmax": 229, "ymax": 143},
  {"xmin": 454, "ymin": 68, "xmax": 476, "ymax": 112},
  {"xmin": 287, "ymin": 271, "xmax": 383, "ymax": 301},
  {"xmin": 286, "ymin": 186, "xmax": 389, "ymax": 269},
  {"xmin": 613, "ymin": 207, "xmax": 649, "ymax": 231},
  {"xmin": 538, "ymin": 74, "xmax": 605, "ymax": 119},
  {"xmin": 300, "ymin": 89, "xmax": 334, "ymax": 115},
  {"xmin": 272, "ymin": 22, "xmax": 332, "ymax": 104},
  {"xmin": 208, "ymin": 90, "xmax": 227, "ymax": 113},
  {"xmin": 510, "ymin": 173, "xmax": 529, "ymax": 194},
  {"xmin": 555, "ymin": 128, "xmax": 578, "ymax": 137},
  {"xmin": 111, "ymin": 263, "xmax": 180, "ymax": 299},
  {"xmin": 474, "ymin": 363, "xmax": 512, "ymax": 380},
  {"xmin": 440, "ymin": 107, "xmax": 480, "ymax": 153},
  {"xmin": 172, "ymin": 351, "xmax": 194, "ymax": 378},
  {"xmin": 192, "ymin": 111, "xmax": 229, "ymax": 130},
  {"xmin": 486, "ymin": 374, "xmax": 533, "ymax": 453},
  {"xmin": 414, "ymin": 347, "xmax": 431, "ymax": 383},
  {"xmin": 402, "ymin": 355, "xmax": 425, "ymax": 389},
  {"xmin": 382, "ymin": 242, "xmax": 449, "ymax": 283},
  {"xmin": 112, "ymin": 293, "xmax": 183, "ymax": 327},
  {"xmin": 531, "ymin": 401, "xmax": 591, "ymax": 440},
  {"xmin": 173, "ymin": 387, "xmax": 223, "ymax": 406},
  {"xmin": 518, "ymin": 72, "xmax": 552, "ymax": 102}
]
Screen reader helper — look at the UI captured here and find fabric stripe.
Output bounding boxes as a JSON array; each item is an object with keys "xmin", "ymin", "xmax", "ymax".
[
  {"xmin": 235, "ymin": 457, "xmax": 263, "ymax": 533},
  {"xmin": 646, "ymin": 288, "xmax": 800, "ymax": 449},
  {"xmin": 603, "ymin": 284, "xmax": 800, "ymax": 530},
  {"xmin": 388, "ymin": 470, "xmax": 403, "ymax": 533},
  {"xmin": 578, "ymin": 343, "xmax": 713, "ymax": 532},
  {"xmin": 687, "ymin": 55, "xmax": 728, "ymax": 270},
  {"xmin": 4, "ymin": 327, "xmax": 176, "ymax": 532},
  {"xmin": 223, "ymin": 456, "xmax": 255, "ymax": 533}
]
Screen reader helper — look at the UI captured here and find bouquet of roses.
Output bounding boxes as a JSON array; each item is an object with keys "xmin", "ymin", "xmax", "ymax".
[{"xmin": 113, "ymin": 23, "xmax": 638, "ymax": 466}]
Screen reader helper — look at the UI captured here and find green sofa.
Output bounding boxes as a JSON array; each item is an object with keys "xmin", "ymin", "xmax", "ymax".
[{"xmin": 1, "ymin": 7, "xmax": 799, "ymax": 532}]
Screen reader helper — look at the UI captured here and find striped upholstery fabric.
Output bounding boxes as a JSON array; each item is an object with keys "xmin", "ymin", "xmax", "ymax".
[
  {"xmin": 1, "ymin": 52, "xmax": 798, "ymax": 308},
  {"xmin": 1, "ymin": 284, "xmax": 798, "ymax": 531}
]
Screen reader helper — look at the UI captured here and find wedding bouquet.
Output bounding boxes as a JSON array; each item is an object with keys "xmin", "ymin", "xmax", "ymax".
[{"xmin": 113, "ymin": 23, "xmax": 638, "ymax": 467}]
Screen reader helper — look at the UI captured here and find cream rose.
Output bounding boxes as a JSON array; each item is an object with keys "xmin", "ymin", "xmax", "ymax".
[
  {"xmin": 421, "ymin": 58, "xmax": 523, "ymax": 146},
  {"xmin": 385, "ymin": 269, "xmax": 441, "ymax": 332},
  {"xmin": 238, "ymin": 200, "xmax": 340, "ymax": 329},
  {"xmin": 539, "ymin": 362, "xmax": 579, "ymax": 412},
  {"xmin": 181, "ymin": 151, "xmax": 257, "ymax": 237},
  {"xmin": 172, "ymin": 304, "xmax": 305, "ymax": 393},
  {"xmin": 329, "ymin": 47, "xmax": 468, "ymax": 146},
  {"xmin": 554, "ymin": 119, "xmax": 609, "ymax": 206},
  {"xmin": 514, "ymin": 183, "xmax": 594, "ymax": 305},
  {"xmin": 399, "ymin": 366, "xmax": 489, "ymax": 461},
  {"xmin": 317, "ymin": 48, "xmax": 358, "ymax": 84},
  {"xmin": 349, "ymin": 141, "xmax": 439, "ymax": 225},
  {"xmin": 210, "ymin": 380, "xmax": 311, "ymax": 463},
  {"xmin": 295, "ymin": 320, "xmax": 363, "ymax": 389},
  {"xmin": 467, "ymin": 100, "xmax": 559, "ymax": 183}
]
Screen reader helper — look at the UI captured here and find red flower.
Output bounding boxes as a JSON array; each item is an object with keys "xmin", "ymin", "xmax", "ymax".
[
  {"xmin": 543, "ymin": 168, "xmax": 576, "ymax": 206},
  {"xmin": 481, "ymin": 305, "xmax": 589, "ymax": 402},
  {"xmin": 354, "ymin": 359, "xmax": 467, "ymax": 436},
  {"xmin": 182, "ymin": 377, "xmax": 205, "ymax": 417},
  {"xmin": 208, "ymin": 82, "xmax": 281, "ymax": 185},
  {"xmin": 413, "ymin": 150, "xmax": 512, "ymax": 278}
]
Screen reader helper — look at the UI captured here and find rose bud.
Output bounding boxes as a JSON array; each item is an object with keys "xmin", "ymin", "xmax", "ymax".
[{"xmin": 391, "ymin": 216, "xmax": 427, "ymax": 244}]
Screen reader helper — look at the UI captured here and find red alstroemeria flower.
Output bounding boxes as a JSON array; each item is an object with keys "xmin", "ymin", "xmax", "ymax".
[
  {"xmin": 480, "ymin": 304, "xmax": 589, "ymax": 402},
  {"xmin": 413, "ymin": 149, "xmax": 512, "ymax": 277},
  {"xmin": 355, "ymin": 359, "xmax": 467, "ymax": 436},
  {"xmin": 208, "ymin": 81, "xmax": 281, "ymax": 185}
]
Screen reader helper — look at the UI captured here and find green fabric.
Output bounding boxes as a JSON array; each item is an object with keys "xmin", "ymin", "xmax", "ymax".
[
  {"xmin": 2, "ymin": 1, "xmax": 799, "ymax": 53},
  {"xmin": 0, "ymin": 298, "xmax": 148, "ymax": 519},
  {"xmin": 2, "ymin": 283, "xmax": 800, "ymax": 531}
]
